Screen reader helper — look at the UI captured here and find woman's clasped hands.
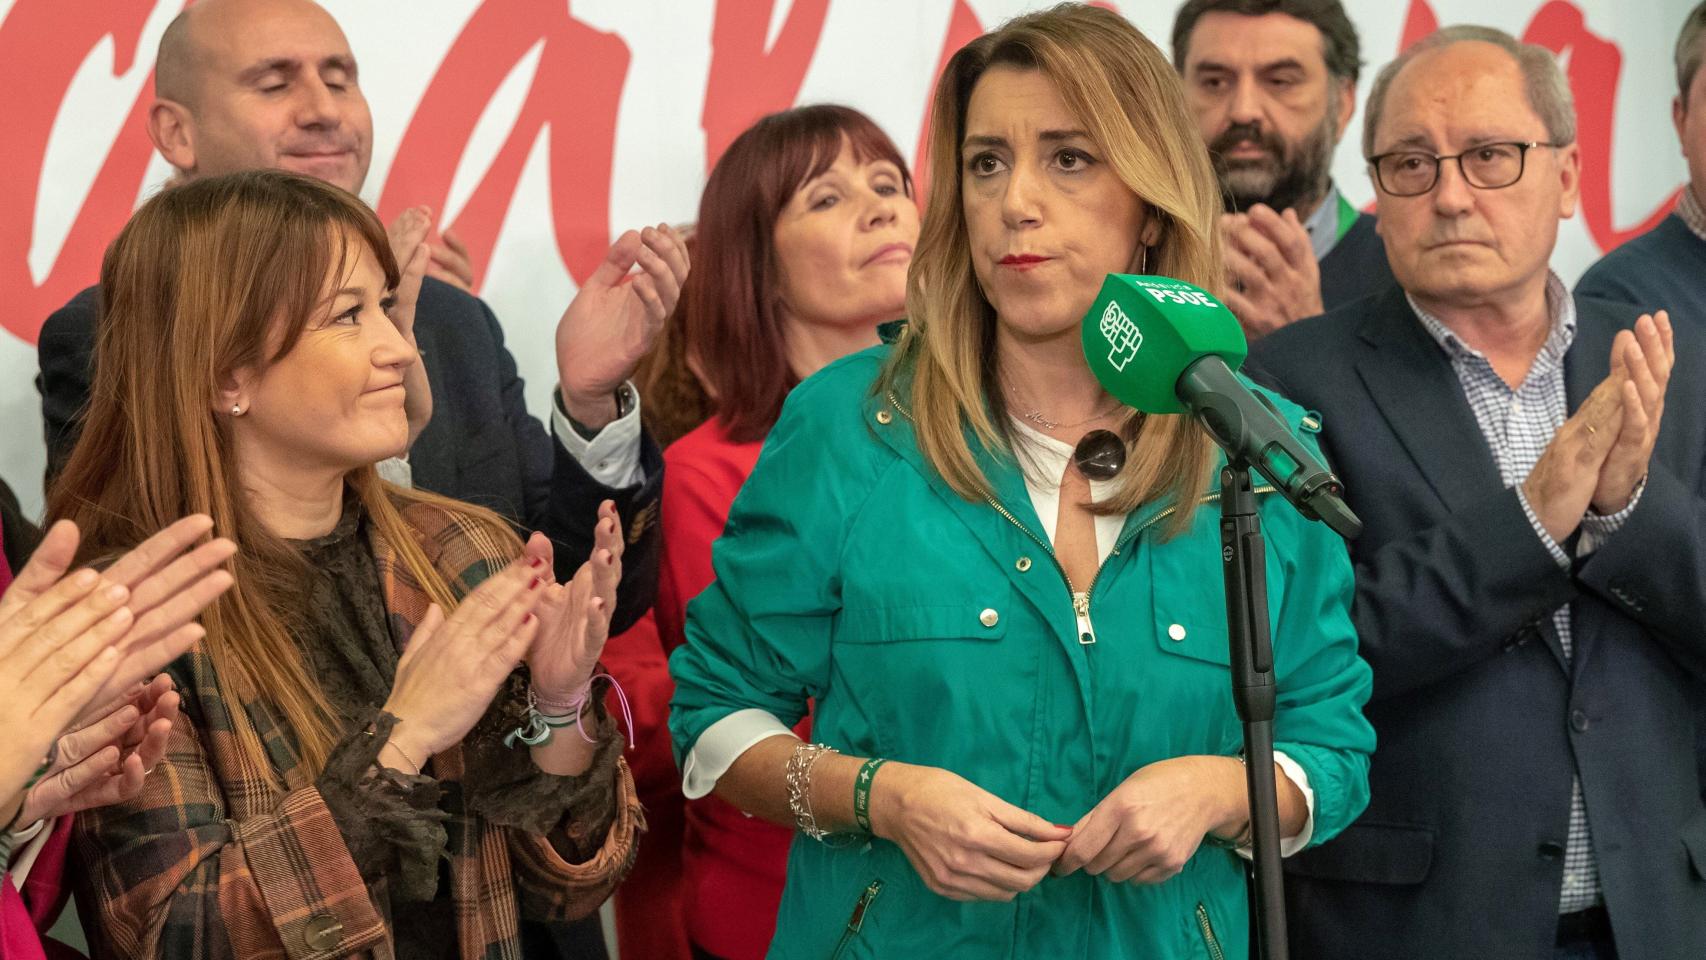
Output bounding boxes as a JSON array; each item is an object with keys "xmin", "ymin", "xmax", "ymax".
[{"xmin": 870, "ymin": 755, "xmax": 1260, "ymax": 901}]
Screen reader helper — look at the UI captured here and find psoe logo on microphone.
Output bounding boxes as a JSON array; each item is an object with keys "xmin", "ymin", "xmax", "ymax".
[{"xmin": 1100, "ymin": 300, "xmax": 1142, "ymax": 371}]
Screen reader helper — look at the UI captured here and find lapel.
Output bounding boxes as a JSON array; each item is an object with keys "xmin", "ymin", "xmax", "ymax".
[
  {"xmin": 1560, "ymin": 296, "xmax": 1630, "ymax": 675},
  {"xmin": 1352, "ymin": 286, "xmax": 1505, "ymax": 516},
  {"xmin": 866, "ymin": 387, "xmax": 1100, "ymax": 718},
  {"xmin": 1564, "ymin": 296, "xmax": 1624, "ymax": 413}
]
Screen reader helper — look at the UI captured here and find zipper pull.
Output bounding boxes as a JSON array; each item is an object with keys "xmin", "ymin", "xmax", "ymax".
[
  {"xmin": 1074, "ymin": 592, "xmax": 1097, "ymax": 645},
  {"xmin": 847, "ymin": 880, "xmax": 883, "ymax": 933}
]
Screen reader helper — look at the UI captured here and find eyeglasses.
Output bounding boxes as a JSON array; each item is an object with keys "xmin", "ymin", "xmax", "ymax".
[{"xmin": 1366, "ymin": 141, "xmax": 1557, "ymax": 197}]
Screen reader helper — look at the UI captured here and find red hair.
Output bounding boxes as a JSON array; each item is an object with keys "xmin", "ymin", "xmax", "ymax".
[{"xmin": 681, "ymin": 104, "xmax": 912, "ymax": 443}]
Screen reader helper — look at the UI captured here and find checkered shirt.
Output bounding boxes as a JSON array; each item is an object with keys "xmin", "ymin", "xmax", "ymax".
[
  {"xmin": 1409, "ymin": 271, "xmax": 1638, "ymax": 915},
  {"xmin": 1677, "ymin": 184, "xmax": 1706, "ymax": 241}
]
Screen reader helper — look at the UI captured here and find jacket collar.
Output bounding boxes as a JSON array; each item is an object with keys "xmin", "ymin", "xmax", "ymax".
[
  {"xmin": 866, "ymin": 381, "xmax": 1188, "ymax": 546},
  {"xmin": 1564, "ymin": 296, "xmax": 1628, "ymax": 411}
]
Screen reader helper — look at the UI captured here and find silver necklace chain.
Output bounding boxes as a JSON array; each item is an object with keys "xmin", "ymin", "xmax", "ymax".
[{"xmin": 1007, "ymin": 384, "xmax": 1122, "ymax": 431}]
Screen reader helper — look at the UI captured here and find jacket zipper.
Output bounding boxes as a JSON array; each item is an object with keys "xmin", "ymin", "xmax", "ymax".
[
  {"xmin": 830, "ymin": 880, "xmax": 884, "ymax": 959},
  {"xmin": 1195, "ymin": 902, "xmax": 1226, "ymax": 960},
  {"xmin": 882, "ymin": 392, "xmax": 1274, "ymax": 645},
  {"xmin": 984, "ymin": 485, "xmax": 1273, "ymax": 646}
]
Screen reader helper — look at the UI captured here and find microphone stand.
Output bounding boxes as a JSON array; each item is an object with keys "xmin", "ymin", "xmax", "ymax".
[{"xmin": 1217, "ymin": 461, "xmax": 1287, "ymax": 960}]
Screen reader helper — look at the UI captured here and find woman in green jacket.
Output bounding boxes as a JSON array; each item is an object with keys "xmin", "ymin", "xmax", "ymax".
[{"xmin": 668, "ymin": 6, "xmax": 1374, "ymax": 958}]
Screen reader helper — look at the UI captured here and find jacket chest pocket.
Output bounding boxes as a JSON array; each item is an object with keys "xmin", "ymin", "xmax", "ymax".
[
  {"xmin": 1148, "ymin": 542, "xmax": 1232, "ymax": 669},
  {"xmin": 829, "ymin": 589, "xmax": 1024, "ymax": 761},
  {"xmin": 838, "ymin": 595, "xmax": 1012, "ymax": 645},
  {"xmin": 1135, "ymin": 538, "xmax": 1248, "ymax": 754}
]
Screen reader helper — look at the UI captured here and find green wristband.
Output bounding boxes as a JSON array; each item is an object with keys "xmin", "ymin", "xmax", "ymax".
[
  {"xmin": 852, "ymin": 757, "xmax": 888, "ymax": 834},
  {"xmin": 2, "ymin": 754, "xmax": 53, "ymax": 836},
  {"xmin": 23, "ymin": 757, "xmax": 53, "ymax": 792}
]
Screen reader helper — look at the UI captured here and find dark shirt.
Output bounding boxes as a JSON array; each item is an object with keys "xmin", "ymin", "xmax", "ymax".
[
  {"xmin": 1319, "ymin": 212, "xmax": 1397, "ymax": 311},
  {"xmin": 0, "ymin": 475, "xmax": 38, "ymax": 574},
  {"xmin": 1575, "ymin": 213, "xmax": 1706, "ymax": 327}
]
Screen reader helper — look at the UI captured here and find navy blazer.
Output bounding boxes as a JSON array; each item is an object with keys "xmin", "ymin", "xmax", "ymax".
[
  {"xmin": 1319, "ymin": 212, "xmax": 1397, "ymax": 311},
  {"xmin": 1250, "ymin": 286, "xmax": 1706, "ymax": 960},
  {"xmin": 37, "ymin": 277, "xmax": 661, "ymax": 633}
]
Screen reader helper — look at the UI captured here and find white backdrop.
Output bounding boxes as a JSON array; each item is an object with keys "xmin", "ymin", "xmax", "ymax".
[{"xmin": 2, "ymin": 0, "xmax": 1695, "ymax": 519}]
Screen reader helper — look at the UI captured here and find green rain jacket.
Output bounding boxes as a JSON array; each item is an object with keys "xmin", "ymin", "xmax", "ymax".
[{"xmin": 669, "ymin": 345, "xmax": 1374, "ymax": 960}]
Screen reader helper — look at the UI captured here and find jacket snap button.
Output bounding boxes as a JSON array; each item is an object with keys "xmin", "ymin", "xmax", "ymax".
[
  {"xmin": 875, "ymin": 409, "xmax": 893, "ymax": 425},
  {"xmin": 1015, "ymin": 556, "xmax": 1032, "ymax": 572},
  {"xmin": 1570, "ymin": 709, "xmax": 1590, "ymax": 733},
  {"xmin": 1168, "ymin": 623, "xmax": 1186, "ymax": 641},
  {"xmin": 302, "ymin": 914, "xmax": 343, "ymax": 952},
  {"xmin": 979, "ymin": 608, "xmax": 999, "ymax": 628}
]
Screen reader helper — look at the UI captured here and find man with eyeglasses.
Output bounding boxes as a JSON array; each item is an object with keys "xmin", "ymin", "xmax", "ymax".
[
  {"xmin": 1251, "ymin": 25, "xmax": 1706, "ymax": 960},
  {"xmin": 1578, "ymin": 4, "xmax": 1706, "ymax": 345}
]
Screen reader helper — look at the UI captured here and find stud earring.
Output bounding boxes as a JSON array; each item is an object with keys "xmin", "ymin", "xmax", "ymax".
[{"xmin": 231, "ymin": 403, "xmax": 243, "ymax": 416}]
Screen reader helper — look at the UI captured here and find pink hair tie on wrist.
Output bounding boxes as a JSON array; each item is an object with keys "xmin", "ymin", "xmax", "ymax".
[{"xmin": 529, "ymin": 673, "xmax": 633, "ymax": 747}]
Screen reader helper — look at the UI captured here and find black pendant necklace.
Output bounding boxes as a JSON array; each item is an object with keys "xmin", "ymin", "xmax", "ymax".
[{"xmin": 1072, "ymin": 429, "xmax": 1126, "ymax": 481}]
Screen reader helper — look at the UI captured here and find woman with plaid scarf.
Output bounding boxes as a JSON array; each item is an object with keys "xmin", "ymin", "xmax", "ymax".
[{"xmin": 48, "ymin": 170, "xmax": 643, "ymax": 960}]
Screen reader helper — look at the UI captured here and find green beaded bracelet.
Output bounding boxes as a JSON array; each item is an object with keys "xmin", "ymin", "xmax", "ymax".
[{"xmin": 852, "ymin": 757, "xmax": 888, "ymax": 834}]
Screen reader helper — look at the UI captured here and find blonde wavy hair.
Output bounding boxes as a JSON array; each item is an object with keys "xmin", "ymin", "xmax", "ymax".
[{"xmin": 881, "ymin": 3, "xmax": 1225, "ymax": 534}]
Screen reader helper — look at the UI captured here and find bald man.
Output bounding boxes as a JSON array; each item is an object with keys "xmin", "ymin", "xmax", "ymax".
[
  {"xmin": 150, "ymin": 0, "xmax": 372, "ymax": 193},
  {"xmin": 38, "ymin": 0, "xmax": 681, "ymax": 638}
]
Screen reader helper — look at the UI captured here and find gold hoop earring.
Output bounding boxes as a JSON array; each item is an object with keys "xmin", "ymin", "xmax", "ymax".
[{"xmin": 1136, "ymin": 245, "xmax": 1149, "ymax": 275}]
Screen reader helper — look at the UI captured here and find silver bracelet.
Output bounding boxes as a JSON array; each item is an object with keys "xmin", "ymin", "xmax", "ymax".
[{"xmin": 785, "ymin": 741, "xmax": 838, "ymax": 840}]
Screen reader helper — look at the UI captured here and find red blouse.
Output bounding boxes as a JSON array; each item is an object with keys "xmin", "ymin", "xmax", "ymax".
[{"xmin": 605, "ymin": 416, "xmax": 797, "ymax": 960}]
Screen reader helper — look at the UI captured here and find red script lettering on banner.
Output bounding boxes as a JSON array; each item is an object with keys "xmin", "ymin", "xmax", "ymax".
[
  {"xmin": 0, "ymin": 0, "xmax": 179, "ymax": 345},
  {"xmin": 702, "ymin": 0, "xmax": 831, "ymax": 169},
  {"xmin": 377, "ymin": 0, "xmax": 627, "ymax": 289},
  {"xmin": 0, "ymin": 0, "xmax": 1684, "ymax": 345}
]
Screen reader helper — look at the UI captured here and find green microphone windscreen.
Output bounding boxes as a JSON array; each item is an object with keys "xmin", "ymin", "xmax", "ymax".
[{"xmin": 1080, "ymin": 275, "xmax": 1248, "ymax": 414}]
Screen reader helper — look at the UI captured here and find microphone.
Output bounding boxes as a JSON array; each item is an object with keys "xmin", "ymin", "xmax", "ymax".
[{"xmin": 1080, "ymin": 274, "xmax": 1361, "ymax": 540}]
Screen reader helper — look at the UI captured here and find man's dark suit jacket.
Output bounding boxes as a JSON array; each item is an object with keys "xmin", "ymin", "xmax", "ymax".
[
  {"xmin": 1250, "ymin": 286, "xmax": 1706, "ymax": 960},
  {"xmin": 38, "ymin": 277, "xmax": 660, "ymax": 634},
  {"xmin": 1320, "ymin": 212, "xmax": 1397, "ymax": 311}
]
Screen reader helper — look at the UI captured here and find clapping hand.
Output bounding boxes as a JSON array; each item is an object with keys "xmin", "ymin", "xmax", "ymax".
[
  {"xmin": 17, "ymin": 674, "xmax": 179, "ymax": 825},
  {"xmin": 1592, "ymin": 311, "xmax": 1672, "ymax": 514},
  {"xmin": 1522, "ymin": 311, "xmax": 1673, "ymax": 542},
  {"xmin": 384, "ymin": 205, "xmax": 436, "ymax": 449},
  {"xmin": 520, "ymin": 502, "xmax": 622, "ymax": 702},
  {"xmin": 380, "ymin": 555, "xmax": 549, "ymax": 769},
  {"xmin": 0, "ymin": 516, "xmax": 232, "ymax": 806},
  {"xmin": 557, "ymin": 225, "xmax": 691, "ymax": 430},
  {"xmin": 1219, "ymin": 205, "xmax": 1325, "ymax": 339},
  {"xmin": 430, "ymin": 227, "xmax": 476, "ymax": 291},
  {"xmin": 388, "ymin": 206, "xmax": 476, "ymax": 292}
]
